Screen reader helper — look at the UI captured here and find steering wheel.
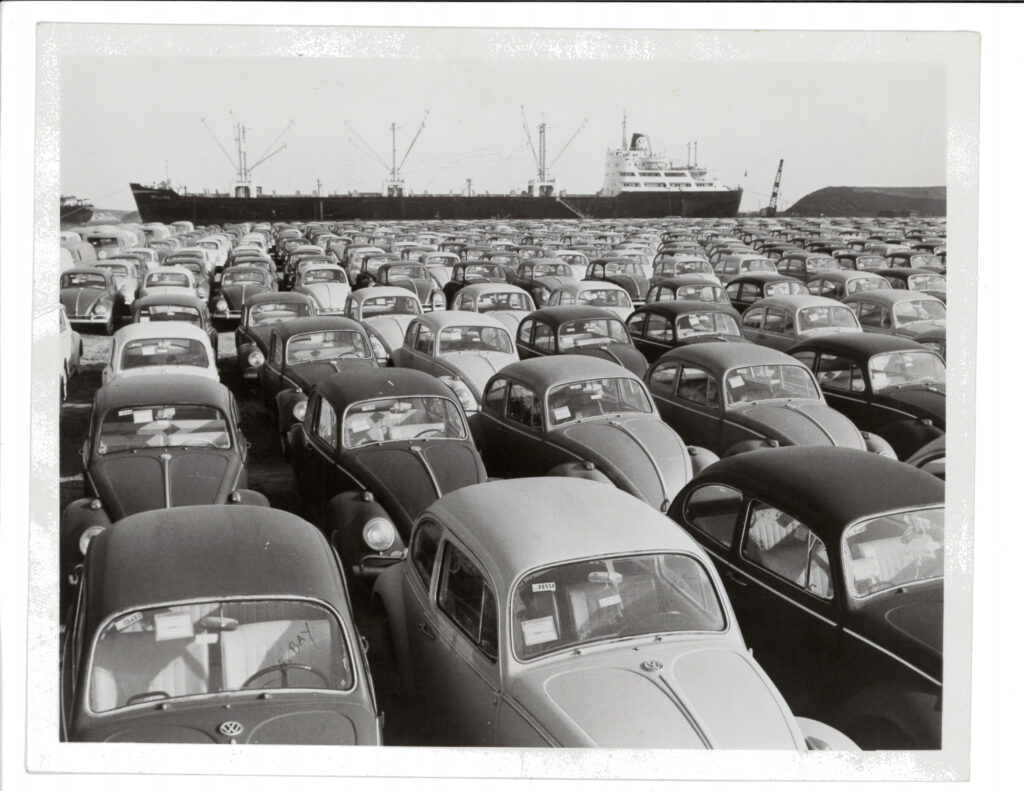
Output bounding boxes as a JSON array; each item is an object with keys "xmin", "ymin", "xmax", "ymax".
[
  {"xmin": 416, "ymin": 428, "xmax": 444, "ymax": 438},
  {"xmin": 636, "ymin": 611, "xmax": 687, "ymax": 632},
  {"xmin": 126, "ymin": 690, "xmax": 170, "ymax": 706},
  {"xmin": 241, "ymin": 662, "xmax": 329, "ymax": 690},
  {"xmin": 183, "ymin": 438, "xmax": 220, "ymax": 448}
]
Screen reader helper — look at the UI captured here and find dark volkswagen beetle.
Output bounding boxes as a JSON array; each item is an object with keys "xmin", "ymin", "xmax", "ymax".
[
  {"xmin": 440, "ymin": 260, "xmax": 509, "ymax": 307},
  {"xmin": 584, "ymin": 258, "xmax": 650, "ymax": 306},
  {"xmin": 515, "ymin": 305, "xmax": 648, "ymax": 378},
  {"xmin": 668, "ymin": 447, "xmax": 944, "ymax": 749},
  {"xmin": 61, "ymin": 376, "xmax": 267, "ymax": 604},
  {"xmin": 626, "ymin": 300, "xmax": 747, "ymax": 363},
  {"xmin": 60, "ymin": 267, "xmax": 128, "ymax": 335},
  {"xmin": 724, "ymin": 272, "xmax": 809, "ymax": 314},
  {"xmin": 288, "ymin": 368, "xmax": 487, "ymax": 581},
  {"xmin": 644, "ymin": 343, "xmax": 896, "ymax": 458},
  {"xmin": 234, "ymin": 291, "xmax": 317, "ymax": 381},
  {"xmin": 61, "ymin": 505, "xmax": 380, "ymax": 744},
  {"xmin": 646, "ymin": 275, "xmax": 732, "ymax": 307},
  {"xmin": 788, "ymin": 334, "xmax": 945, "ymax": 460},
  {"xmin": 211, "ymin": 264, "xmax": 277, "ymax": 325}
]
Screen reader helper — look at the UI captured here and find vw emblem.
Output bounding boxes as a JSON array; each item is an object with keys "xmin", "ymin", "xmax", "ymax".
[
  {"xmin": 218, "ymin": 720, "xmax": 244, "ymax": 737},
  {"xmin": 640, "ymin": 659, "xmax": 663, "ymax": 673}
]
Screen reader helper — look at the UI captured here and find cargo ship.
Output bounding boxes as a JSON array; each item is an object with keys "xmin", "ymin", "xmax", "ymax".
[
  {"xmin": 60, "ymin": 195, "xmax": 94, "ymax": 225},
  {"xmin": 130, "ymin": 127, "xmax": 742, "ymax": 224}
]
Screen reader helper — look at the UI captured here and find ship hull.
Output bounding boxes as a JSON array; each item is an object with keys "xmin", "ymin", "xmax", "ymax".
[
  {"xmin": 130, "ymin": 184, "xmax": 742, "ymax": 224},
  {"xmin": 60, "ymin": 204, "xmax": 94, "ymax": 225}
]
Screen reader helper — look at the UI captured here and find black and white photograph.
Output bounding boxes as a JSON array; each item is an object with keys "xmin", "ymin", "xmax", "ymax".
[{"xmin": 1, "ymin": 2, "xmax": 1005, "ymax": 788}]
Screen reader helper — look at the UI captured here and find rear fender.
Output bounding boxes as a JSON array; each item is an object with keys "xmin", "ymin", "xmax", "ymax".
[
  {"xmin": 836, "ymin": 683, "xmax": 941, "ymax": 749},
  {"xmin": 371, "ymin": 564, "xmax": 414, "ymax": 692},
  {"xmin": 861, "ymin": 431, "xmax": 898, "ymax": 459},
  {"xmin": 229, "ymin": 488, "xmax": 270, "ymax": 507},
  {"xmin": 686, "ymin": 445, "xmax": 720, "ymax": 474}
]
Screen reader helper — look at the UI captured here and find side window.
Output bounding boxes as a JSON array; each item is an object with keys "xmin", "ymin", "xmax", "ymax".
[
  {"xmin": 857, "ymin": 303, "xmax": 887, "ymax": 329},
  {"xmin": 626, "ymin": 313, "xmax": 646, "ymax": 337},
  {"xmin": 725, "ymin": 282, "xmax": 741, "ymax": 299},
  {"xmin": 677, "ymin": 367, "xmax": 719, "ymax": 408},
  {"xmin": 653, "ymin": 287, "xmax": 670, "ymax": 302},
  {"xmin": 437, "ymin": 543, "xmax": 498, "ymax": 660},
  {"xmin": 645, "ymin": 314, "xmax": 672, "ymax": 342},
  {"xmin": 414, "ymin": 324, "xmax": 435, "ymax": 354},
  {"xmin": 271, "ymin": 334, "xmax": 283, "ymax": 365},
  {"xmin": 410, "ymin": 521, "xmax": 443, "ymax": 589},
  {"xmin": 739, "ymin": 283, "xmax": 762, "ymax": 303},
  {"xmin": 547, "ymin": 291, "xmax": 561, "ymax": 306},
  {"xmin": 533, "ymin": 323, "xmax": 555, "ymax": 352},
  {"xmin": 506, "ymin": 383, "xmax": 542, "ymax": 429},
  {"xmin": 683, "ymin": 484, "xmax": 744, "ymax": 546},
  {"xmin": 741, "ymin": 308, "xmax": 764, "ymax": 330},
  {"xmin": 816, "ymin": 353, "xmax": 866, "ymax": 392},
  {"xmin": 763, "ymin": 308, "xmax": 788, "ymax": 334},
  {"xmin": 344, "ymin": 296, "xmax": 357, "ymax": 318},
  {"xmin": 648, "ymin": 361, "xmax": 680, "ymax": 393},
  {"xmin": 404, "ymin": 321, "xmax": 419, "ymax": 348},
  {"xmin": 484, "ymin": 377, "xmax": 508, "ymax": 412},
  {"xmin": 314, "ymin": 398, "xmax": 337, "ymax": 449},
  {"xmin": 741, "ymin": 501, "xmax": 833, "ymax": 599},
  {"xmin": 451, "ymin": 293, "xmax": 464, "ymax": 310},
  {"xmin": 790, "ymin": 350, "xmax": 818, "ymax": 372},
  {"xmin": 517, "ymin": 319, "xmax": 534, "ymax": 345}
]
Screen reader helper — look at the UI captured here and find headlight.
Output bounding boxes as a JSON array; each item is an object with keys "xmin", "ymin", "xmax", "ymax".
[
  {"xmin": 533, "ymin": 286, "xmax": 551, "ymax": 305},
  {"xmin": 430, "ymin": 290, "xmax": 446, "ymax": 311},
  {"xmin": 439, "ymin": 375, "xmax": 478, "ymax": 413},
  {"xmin": 247, "ymin": 349, "xmax": 265, "ymax": 367},
  {"xmin": 293, "ymin": 399, "xmax": 307, "ymax": 422},
  {"xmin": 216, "ymin": 298, "xmax": 228, "ymax": 311},
  {"xmin": 98, "ymin": 249, "xmax": 108, "ymax": 260},
  {"xmin": 363, "ymin": 517, "xmax": 396, "ymax": 552},
  {"xmin": 368, "ymin": 335, "xmax": 388, "ymax": 364},
  {"xmin": 93, "ymin": 302, "xmax": 110, "ymax": 317},
  {"xmin": 79, "ymin": 525, "xmax": 106, "ymax": 555}
]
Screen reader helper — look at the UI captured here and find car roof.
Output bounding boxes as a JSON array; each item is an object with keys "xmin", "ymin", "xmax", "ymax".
[
  {"xmin": 727, "ymin": 272, "xmax": 800, "ymax": 284},
  {"xmin": 496, "ymin": 355, "xmax": 639, "ymax": 389},
  {"xmin": 83, "ymin": 505, "xmax": 346, "ymax": 632},
  {"xmin": 132, "ymin": 293, "xmax": 205, "ymax": 310},
  {"xmin": 317, "ymin": 366, "xmax": 455, "ymax": 407},
  {"xmin": 271, "ymin": 315, "xmax": 367, "ymax": 340},
  {"xmin": 657, "ymin": 341, "xmax": 802, "ymax": 373},
  {"xmin": 632, "ymin": 300, "xmax": 743, "ymax": 320},
  {"xmin": 93, "ymin": 372, "xmax": 233, "ymax": 413},
  {"xmin": 112, "ymin": 320, "xmax": 209, "ymax": 344},
  {"xmin": 809, "ymin": 270, "xmax": 886, "ymax": 282},
  {"xmin": 789, "ymin": 333, "xmax": 931, "ymax": 359},
  {"xmin": 244, "ymin": 291, "xmax": 314, "ymax": 307},
  {"xmin": 425, "ymin": 478, "xmax": 705, "ymax": 595},
  {"xmin": 655, "ymin": 275, "xmax": 726, "ymax": 287},
  {"xmin": 748, "ymin": 294, "xmax": 848, "ymax": 311},
  {"xmin": 524, "ymin": 305, "xmax": 623, "ymax": 326},
  {"xmin": 415, "ymin": 310, "xmax": 509, "ymax": 331},
  {"xmin": 843, "ymin": 290, "xmax": 944, "ymax": 306},
  {"xmin": 221, "ymin": 264, "xmax": 269, "ymax": 276},
  {"xmin": 457, "ymin": 283, "xmax": 530, "ymax": 297},
  {"xmin": 351, "ymin": 286, "xmax": 423, "ymax": 302},
  {"xmin": 553, "ymin": 281, "xmax": 630, "ymax": 295},
  {"xmin": 685, "ymin": 446, "xmax": 944, "ymax": 537}
]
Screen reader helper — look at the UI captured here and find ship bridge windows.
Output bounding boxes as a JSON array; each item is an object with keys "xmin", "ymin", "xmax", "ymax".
[
  {"xmin": 618, "ymin": 171, "xmax": 638, "ymax": 177},
  {"xmin": 639, "ymin": 171, "xmax": 662, "ymax": 177},
  {"xmin": 666, "ymin": 172, "xmax": 691, "ymax": 177},
  {"xmin": 645, "ymin": 182, "xmax": 669, "ymax": 188}
]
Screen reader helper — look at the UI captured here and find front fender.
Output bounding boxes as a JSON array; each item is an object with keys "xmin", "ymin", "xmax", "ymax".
[
  {"xmin": 276, "ymin": 389, "xmax": 307, "ymax": 437},
  {"xmin": 325, "ymin": 492, "xmax": 406, "ymax": 580},
  {"xmin": 876, "ymin": 419, "xmax": 944, "ymax": 461},
  {"xmin": 686, "ymin": 445, "xmax": 720, "ymax": 474},
  {"xmin": 836, "ymin": 683, "xmax": 941, "ymax": 749},
  {"xmin": 371, "ymin": 564, "xmax": 414, "ymax": 692},
  {"xmin": 61, "ymin": 498, "xmax": 112, "ymax": 575},
  {"xmin": 861, "ymin": 431, "xmax": 898, "ymax": 459},
  {"xmin": 229, "ymin": 488, "xmax": 270, "ymax": 507},
  {"xmin": 795, "ymin": 717, "xmax": 860, "ymax": 752},
  {"xmin": 546, "ymin": 461, "xmax": 614, "ymax": 486}
]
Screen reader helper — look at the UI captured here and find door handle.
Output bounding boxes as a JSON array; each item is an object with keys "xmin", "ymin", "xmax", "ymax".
[
  {"xmin": 726, "ymin": 570, "xmax": 749, "ymax": 588},
  {"xmin": 418, "ymin": 621, "xmax": 437, "ymax": 640}
]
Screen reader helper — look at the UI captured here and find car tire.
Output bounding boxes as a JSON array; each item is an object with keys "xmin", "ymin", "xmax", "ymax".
[
  {"xmin": 278, "ymin": 430, "xmax": 290, "ymax": 459},
  {"xmin": 60, "ymin": 367, "xmax": 68, "ymax": 403},
  {"xmin": 103, "ymin": 315, "xmax": 115, "ymax": 336}
]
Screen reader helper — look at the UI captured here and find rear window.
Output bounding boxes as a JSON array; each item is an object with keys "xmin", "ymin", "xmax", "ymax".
[{"xmin": 121, "ymin": 338, "xmax": 209, "ymax": 370}]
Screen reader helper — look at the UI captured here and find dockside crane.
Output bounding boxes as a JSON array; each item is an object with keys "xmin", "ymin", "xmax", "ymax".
[{"xmin": 765, "ymin": 158, "xmax": 784, "ymax": 217}]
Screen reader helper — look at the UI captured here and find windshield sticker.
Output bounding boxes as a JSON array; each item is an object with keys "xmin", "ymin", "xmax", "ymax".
[
  {"xmin": 156, "ymin": 407, "xmax": 176, "ymax": 420},
  {"xmin": 113, "ymin": 611, "xmax": 143, "ymax": 631},
  {"xmin": 194, "ymin": 632, "xmax": 219, "ymax": 645},
  {"xmin": 521, "ymin": 616, "xmax": 558, "ymax": 646},
  {"xmin": 552, "ymin": 407, "xmax": 571, "ymax": 421},
  {"xmin": 154, "ymin": 611, "xmax": 194, "ymax": 641},
  {"xmin": 141, "ymin": 346, "xmax": 157, "ymax": 356},
  {"xmin": 132, "ymin": 409, "xmax": 153, "ymax": 424},
  {"xmin": 598, "ymin": 593, "xmax": 622, "ymax": 609},
  {"xmin": 140, "ymin": 316, "xmax": 150, "ymax": 323},
  {"xmin": 728, "ymin": 375, "xmax": 744, "ymax": 389},
  {"xmin": 532, "ymin": 582, "xmax": 557, "ymax": 593},
  {"xmin": 118, "ymin": 409, "xmax": 132, "ymax": 416}
]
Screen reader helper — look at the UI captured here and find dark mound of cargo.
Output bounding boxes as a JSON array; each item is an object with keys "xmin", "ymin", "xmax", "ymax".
[{"xmin": 787, "ymin": 186, "xmax": 946, "ymax": 217}]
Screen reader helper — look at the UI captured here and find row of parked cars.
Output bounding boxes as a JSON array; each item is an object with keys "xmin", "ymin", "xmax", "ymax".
[{"xmin": 58, "ymin": 215, "xmax": 947, "ymax": 750}]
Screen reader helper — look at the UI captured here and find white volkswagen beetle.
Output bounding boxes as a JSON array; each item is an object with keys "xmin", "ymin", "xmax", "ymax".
[{"xmin": 102, "ymin": 321, "xmax": 219, "ymax": 384}]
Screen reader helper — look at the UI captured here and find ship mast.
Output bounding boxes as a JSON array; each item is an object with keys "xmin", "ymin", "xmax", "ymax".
[
  {"xmin": 522, "ymin": 109, "xmax": 586, "ymax": 197},
  {"xmin": 621, "ymin": 111, "xmax": 627, "ymax": 150}
]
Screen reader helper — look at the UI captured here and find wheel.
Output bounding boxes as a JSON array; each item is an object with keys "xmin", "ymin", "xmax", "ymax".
[
  {"xmin": 241, "ymin": 663, "xmax": 328, "ymax": 690},
  {"xmin": 60, "ymin": 365, "xmax": 68, "ymax": 403}
]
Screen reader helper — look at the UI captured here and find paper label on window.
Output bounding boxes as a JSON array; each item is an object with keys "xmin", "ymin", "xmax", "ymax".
[
  {"xmin": 521, "ymin": 616, "xmax": 558, "ymax": 646},
  {"xmin": 140, "ymin": 316, "xmax": 150, "ymax": 323},
  {"xmin": 154, "ymin": 611, "xmax": 194, "ymax": 641},
  {"xmin": 114, "ymin": 611, "xmax": 143, "ymax": 631},
  {"xmin": 532, "ymin": 582, "xmax": 556, "ymax": 593},
  {"xmin": 133, "ymin": 409, "xmax": 153, "ymax": 423},
  {"xmin": 598, "ymin": 594, "xmax": 622, "ymax": 609},
  {"xmin": 118, "ymin": 409, "xmax": 133, "ymax": 417},
  {"xmin": 141, "ymin": 346, "xmax": 156, "ymax": 356},
  {"xmin": 194, "ymin": 632, "xmax": 219, "ymax": 645},
  {"xmin": 552, "ymin": 406, "xmax": 570, "ymax": 421},
  {"xmin": 728, "ymin": 375, "xmax": 744, "ymax": 389}
]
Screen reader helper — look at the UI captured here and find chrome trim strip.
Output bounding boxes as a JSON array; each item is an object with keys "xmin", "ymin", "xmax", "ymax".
[
  {"xmin": 841, "ymin": 628, "xmax": 941, "ymax": 687},
  {"xmin": 783, "ymin": 402, "xmax": 838, "ymax": 446},
  {"xmin": 606, "ymin": 420, "xmax": 670, "ymax": 507}
]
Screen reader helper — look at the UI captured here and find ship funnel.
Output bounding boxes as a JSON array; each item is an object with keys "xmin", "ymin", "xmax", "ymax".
[{"xmin": 630, "ymin": 133, "xmax": 651, "ymax": 153}]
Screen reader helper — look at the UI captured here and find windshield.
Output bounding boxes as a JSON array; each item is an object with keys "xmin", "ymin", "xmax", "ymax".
[
  {"xmin": 146, "ymin": 273, "xmax": 190, "ymax": 288},
  {"xmin": 797, "ymin": 305, "xmax": 859, "ymax": 333},
  {"xmin": 464, "ymin": 265, "xmax": 504, "ymax": 279},
  {"xmin": 137, "ymin": 306, "xmax": 200, "ymax": 324},
  {"xmin": 343, "ymin": 396, "xmax": 468, "ymax": 447},
  {"xmin": 893, "ymin": 299, "xmax": 946, "ymax": 326},
  {"xmin": 437, "ymin": 325, "xmax": 514, "ymax": 355},
  {"xmin": 98, "ymin": 404, "xmax": 229, "ymax": 452},
  {"xmin": 764, "ymin": 281, "xmax": 808, "ymax": 297},
  {"xmin": 547, "ymin": 377, "xmax": 653, "ymax": 425},
  {"xmin": 669, "ymin": 260, "xmax": 712, "ymax": 276},
  {"xmin": 907, "ymin": 273, "xmax": 946, "ymax": 292},
  {"xmin": 87, "ymin": 599, "xmax": 352, "ymax": 712},
  {"xmin": 603, "ymin": 262, "xmax": 641, "ymax": 275},
  {"xmin": 302, "ymin": 268, "xmax": 346, "ymax": 284},
  {"xmin": 805, "ymin": 257, "xmax": 839, "ymax": 273},
  {"xmin": 512, "ymin": 553, "xmax": 726, "ymax": 660},
  {"xmin": 558, "ymin": 318, "xmax": 630, "ymax": 349},
  {"xmin": 62, "ymin": 273, "xmax": 107, "ymax": 290},
  {"xmin": 529, "ymin": 263, "xmax": 573, "ymax": 278},
  {"xmin": 855, "ymin": 255, "xmax": 886, "ymax": 270},
  {"xmin": 741, "ymin": 259, "xmax": 776, "ymax": 273},
  {"xmin": 360, "ymin": 295, "xmax": 420, "ymax": 317},
  {"xmin": 842, "ymin": 507, "xmax": 944, "ymax": 598},
  {"xmin": 909, "ymin": 254, "xmax": 941, "ymax": 269},
  {"xmin": 578, "ymin": 289, "xmax": 632, "ymax": 309},
  {"xmin": 676, "ymin": 312, "xmax": 741, "ymax": 338},
  {"xmin": 848, "ymin": 277, "xmax": 889, "ymax": 294},
  {"xmin": 89, "ymin": 237, "xmax": 122, "ymax": 250},
  {"xmin": 725, "ymin": 364, "xmax": 820, "ymax": 405},
  {"xmin": 676, "ymin": 284, "xmax": 728, "ymax": 304},
  {"xmin": 475, "ymin": 292, "xmax": 531, "ymax": 312},
  {"xmin": 386, "ymin": 265, "xmax": 427, "ymax": 280},
  {"xmin": 286, "ymin": 331, "xmax": 370, "ymax": 364},
  {"xmin": 97, "ymin": 265, "xmax": 129, "ymax": 282},
  {"xmin": 867, "ymin": 351, "xmax": 946, "ymax": 390},
  {"xmin": 121, "ymin": 338, "xmax": 209, "ymax": 370},
  {"xmin": 250, "ymin": 302, "xmax": 311, "ymax": 325},
  {"xmin": 222, "ymin": 271, "xmax": 266, "ymax": 285}
]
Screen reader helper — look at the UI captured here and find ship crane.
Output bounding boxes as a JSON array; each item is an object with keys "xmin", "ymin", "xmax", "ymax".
[
  {"xmin": 765, "ymin": 158, "xmax": 784, "ymax": 217},
  {"xmin": 521, "ymin": 107, "xmax": 586, "ymax": 197},
  {"xmin": 346, "ymin": 113, "xmax": 429, "ymax": 198},
  {"xmin": 200, "ymin": 118, "xmax": 289, "ymax": 198}
]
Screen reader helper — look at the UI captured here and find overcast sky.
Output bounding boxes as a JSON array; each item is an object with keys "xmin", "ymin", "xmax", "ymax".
[{"xmin": 61, "ymin": 46, "xmax": 946, "ymax": 213}]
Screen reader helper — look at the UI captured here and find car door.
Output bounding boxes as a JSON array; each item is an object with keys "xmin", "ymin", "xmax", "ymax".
[
  {"xmin": 499, "ymin": 382, "xmax": 549, "ymax": 476},
  {"xmin": 290, "ymin": 391, "xmax": 327, "ymax": 505},
  {"xmin": 798, "ymin": 351, "xmax": 877, "ymax": 430},
  {"xmin": 639, "ymin": 313, "xmax": 675, "ymax": 363},
  {"xmin": 739, "ymin": 306, "xmax": 766, "ymax": 344},
  {"xmin": 668, "ymin": 365, "xmax": 723, "ymax": 451},
  {"xmin": 259, "ymin": 330, "xmax": 286, "ymax": 411},
  {"xmin": 757, "ymin": 308, "xmax": 793, "ymax": 351}
]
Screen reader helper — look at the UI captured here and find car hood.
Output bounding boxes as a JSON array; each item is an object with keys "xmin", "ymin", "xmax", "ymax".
[
  {"xmin": 299, "ymin": 282, "xmax": 350, "ymax": 310},
  {"xmin": 76, "ymin": 696, "xmax": 377, "ymax": 745},
  {"xmin": 533, "ymin": 276, "xmax": 575, "ymax": 292},
  {"xmin": 387, "ymin": 277, "xmax": 432, "ymax": 303},
  {"xmin": 90, "ymin": 448, "xmax": 241, "ymax": 521},
  {"xmin": 566, "ymin": 343, "xmax": 648, "ymax": 378},
  {"xmin": 731, "ymin": 401, "xmax": 865, "ymax": 449},
  {"xmin": 438, "ymin": 351, "xmax": 519, "ymax": 398},
  {"xmin": 847, "ymin": 581, "xmax": 943, "ymax": 683},
  {"xmin": 511, "ymin": 643, "xmax": 803, "ymax": 749},
  {"xmin": 364, "ymin": 315, "xmax": 415, "ymax": 351},
  {"xmin": 874, "ymin": 383, "xmax": 946, "ymax": 428},
  {"xmin": 61, "ymin": 287, "xmax": 109, "ymax": 316},
  {"xmin": 602, "ymin": 275, "xmax": 649, "ymax": 300},
  {"xmin": 556, "ymin": 416, "xmax": 692, "ymax": 509},
  {"xmin": 349, "ymin": 441, "xmax": 486, "ymax": 534},
  {"xmin": 287, "ymin": 359, "xmax": 374, "ymax": 392},
  {"xmin": 219, "ymin": 282, "xmax": 269, "ymax": 309}
]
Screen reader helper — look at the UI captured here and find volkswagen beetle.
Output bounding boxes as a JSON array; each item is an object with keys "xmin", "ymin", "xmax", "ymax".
[
  {"xmin": 132, "ymin": 292, "xmax": 219, "ymax": 356},
  {"xmin": 740, "ymin": 295, "xmax": 861, "ymax": 352},
  {"xmin": 102, "ymin": 321, "xmax": 219, "ymax": 384},
  {"xmin": 626, "ymin": 300, "xmax": 747, "ymax": 363},
  {"xmin": 234, "ymin": 291, "xmax": 317, "ymax": 381},
  {"xmin": 342, "ymin": 286, "xmax": 424, "ymax": 367},
  {"xmin": 448, "ymin": 283, "xmax": 535, "ymax": 336},
  {"xmin": 292, "ymin": 262, "xmax": 352, "ymax": 315},
  {"xmin": 645, "ymin": 275, "xmax": 731, "ymax": 307},
  {"xmin": 60, "ymin": 267, "xmax": 127, "ymax": 335},
  {"xmin": 211, "ymin": 265, "xmax": 277, "ymax": 325},
  {"xmin": 546, "ymin": 281, "xmax": 634, "ymax": 322}
]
